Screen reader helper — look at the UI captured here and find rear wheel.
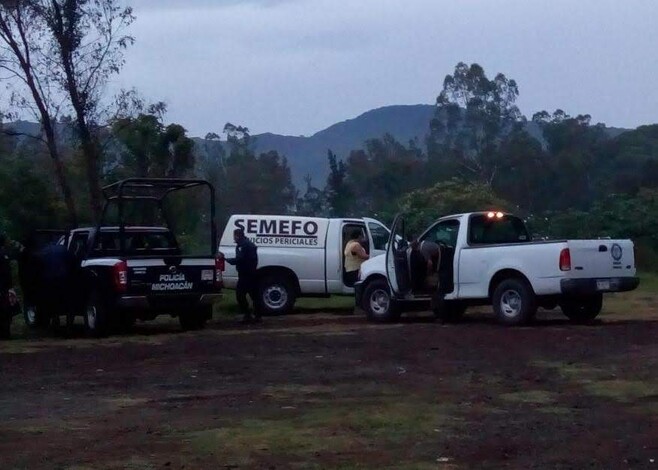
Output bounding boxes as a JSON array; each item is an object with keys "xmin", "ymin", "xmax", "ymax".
[
  {"xmin": 259, "ymin": 274, "xmax": 296, "ymax": 316},
  {"xmin": 561, "ymin": 295, "xmax": 603, "ymax": 323},
  {"xmin": 85, "ymin": 290, "xmax": 110, "ymax": 338},
  {"xmin": 363, "ymin": 279, "xmax": 400, "ymax": 322},
  {"xmin": 492, "ymin": 278, "xmax": 537, "ymax": 326},
  {"xmin": 24, "ymin": 305, "xmax": 49, "ymax": 329}
]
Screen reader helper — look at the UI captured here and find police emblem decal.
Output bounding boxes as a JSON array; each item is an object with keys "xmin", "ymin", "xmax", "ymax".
[{"xmin": 611, "ymin": 244, "xmax": 623, "ymax": 262}]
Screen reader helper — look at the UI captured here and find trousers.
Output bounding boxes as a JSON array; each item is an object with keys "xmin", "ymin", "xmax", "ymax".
[{"xmin": 236, "ymin": 274, "xmax": 259, "ymax": 318}]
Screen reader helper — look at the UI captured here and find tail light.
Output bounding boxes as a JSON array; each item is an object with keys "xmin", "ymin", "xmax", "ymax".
[
  {"xmin": 113, "ymin": 260, "xmax": 128, "ymax": 293},
  {"xmin": 215, "ymin": 256, "xmax": 225, "ymax": 287},
  {"xmin": 559, "ymin": 248, "xmax": 571, "ymax": 271}
]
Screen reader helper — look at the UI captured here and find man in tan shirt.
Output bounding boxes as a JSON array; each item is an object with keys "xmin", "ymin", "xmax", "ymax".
[{"xmin": 344, "ymin": 230, "xmax": 369, "ymax": 287}]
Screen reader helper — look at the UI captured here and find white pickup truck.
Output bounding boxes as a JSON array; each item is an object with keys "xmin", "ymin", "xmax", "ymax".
[
  {"xmin": 219, "ymin": 215, "xmax": 390, "ymax": 315},
  {"xmin": 355, "ymin": 211, "xmax": 640, "ymax": 325}
]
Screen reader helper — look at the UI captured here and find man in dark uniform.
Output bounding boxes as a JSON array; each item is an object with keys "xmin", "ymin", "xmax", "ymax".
[
  {"xmin": 0, "ymin": 233, "xmax": 15, "ymax": 339},
  {"xmin": 34, "ymin": 241, "xmax": 78, "ymax": 329},
  {"xmin": 223, "ymin": 229, "xmax": 260, "ymax": 324}
]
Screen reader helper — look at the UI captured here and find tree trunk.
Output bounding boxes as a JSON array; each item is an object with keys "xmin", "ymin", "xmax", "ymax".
[
  {"xmin": 42, "ymin": 122, "xmax": 77, "ymax": 227},
  {"xmin": 77, "ymin": 123, "xmax": 104, "ymax": 221}
]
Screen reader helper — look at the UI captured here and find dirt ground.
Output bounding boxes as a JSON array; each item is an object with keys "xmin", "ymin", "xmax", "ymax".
[{"xmin": 1, "ymin": 299, "xmax": 657, "ymax": 469}]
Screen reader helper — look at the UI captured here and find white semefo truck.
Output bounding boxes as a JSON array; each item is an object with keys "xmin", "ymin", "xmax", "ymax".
[
  {"xmin": 355, "ymin": 211, "xmax": 640, "ymax": 325},
  {"xmin": 218, "ymin": 215, "xmax": 390, "ymax": 314}
]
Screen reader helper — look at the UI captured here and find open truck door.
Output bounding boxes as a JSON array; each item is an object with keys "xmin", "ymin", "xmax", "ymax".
[
  {"xmin": 363, "ymin": 217, "xmax": 390, "ymax": 259},
  {"xmin": 385, "ymin": 214, "xmax": 411, "ymax": 298}
]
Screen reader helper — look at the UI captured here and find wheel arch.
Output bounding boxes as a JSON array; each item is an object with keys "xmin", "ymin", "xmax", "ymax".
[
  {"xmin": 362, "ymin": 273, "xmax": 389, "ymax": 291},
  {"xmin": 257, "ymin": 266, "xmax": 301, "ymax": 294},
  {"xmin": 488, "ymin": 269, "xmax": 534, "ymax": 299}
]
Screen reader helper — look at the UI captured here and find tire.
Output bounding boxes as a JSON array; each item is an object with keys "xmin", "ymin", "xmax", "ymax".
[
  {"xmin": 84, "ymin": 290, "xmax": 110, "ymax": 338},
  {"xmin": 23, "ymin": 305, "xmax": 48, "ymax": 329},
  {"xmin": 492, "ymin": 278, "xmax": 537, "ymax": 326},
  {"xmin": 363, "ymin": 279, "xmax": 400, "ymax": 322},
  {"xmin": 258, "ymin": 274, "xmax": 296, "ymax": 316},
  {"xmin": 433, "ymin": 295, "xmax": 466, "ymax": 323},
  {"xmin": 560, "ymin": 295, "xmax": 603, "ymax": 324},
  {"xmin": 179, "ymin": 306, "xmax": 209, "ymax": 331}
]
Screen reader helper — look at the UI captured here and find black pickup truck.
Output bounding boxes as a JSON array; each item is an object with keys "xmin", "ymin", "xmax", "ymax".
[{"xmin": 24, "ymin": 178, "xmax": 223, "ymax": 337}]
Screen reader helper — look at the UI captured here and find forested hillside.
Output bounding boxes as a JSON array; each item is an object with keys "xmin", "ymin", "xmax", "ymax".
[{"xmin": 0, "ymin": 0, "xmax": 655, "ymax": 270}]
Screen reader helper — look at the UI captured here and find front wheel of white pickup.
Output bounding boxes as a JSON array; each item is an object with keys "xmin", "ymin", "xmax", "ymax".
[{"xmin": 363, "ymin": 279, "xmax": 400, "ymax": 323}]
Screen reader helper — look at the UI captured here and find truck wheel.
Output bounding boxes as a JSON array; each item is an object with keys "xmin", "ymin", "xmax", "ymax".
[
  {"xmin": 24, "ymin": 305, "xmax": 48, "ymax": 329},
  {"xmin": 492, "ymin": 278, "xmax": 537, "ymax": 326},
  {"xmin": 363, "ymin": 279, "xmax": 400, "ymax": 322},
  {"xmin": 259, "ymin": 275, "xmax": 296, "ymax": 316},
  {"xmin": 179, "ymin": 306, "xmax": 209, "ymax": 331},
  {"xmin": 84, "ymin": 290, "xmax": 110, "ymax": 338},
  {"xmin": 560, "ymin": 295, "xmax": 603, "ymax": 323}
]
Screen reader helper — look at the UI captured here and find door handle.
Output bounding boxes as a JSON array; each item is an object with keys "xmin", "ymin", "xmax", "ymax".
[{"xmin": 598, "ymin": 245, "xmax": 608, "ymax": 252}]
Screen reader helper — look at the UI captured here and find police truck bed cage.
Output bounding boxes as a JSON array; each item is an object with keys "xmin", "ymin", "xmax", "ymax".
[
  {"xmin": 102, "ymin": 178, "xmax": 214, "ymax": 201},
  {"xmin": 101, "ymin": 178, "xmax": 217, "ymax": 257}
]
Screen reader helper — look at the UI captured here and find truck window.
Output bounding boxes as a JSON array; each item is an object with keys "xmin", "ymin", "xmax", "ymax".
[
  {"xmin": 469, "ymin": 214, "xmax": 529, "ymax": 245},
  {"xmin": 422, "ymin": 220, "xmax": 460, "ymax": 247},
  {"xmin": 368, "ymin": 222, "xmax": 389, "ymax": 251},
  {"xmin": 69, "ymin": 232, "xmax": 90, "ymax": 258}
]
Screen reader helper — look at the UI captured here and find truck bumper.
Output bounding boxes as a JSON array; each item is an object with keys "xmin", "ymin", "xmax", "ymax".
[
  {"xmin": 117, "ymin": 293, "xmax": 223, "ymax": 309},
  {"xmin": 560, "ymin": 277, "xmax": 640, "ymax": 296},
  {"xmin": 354, "ymin": 281, "xmax": 364, "ymax": 308}
]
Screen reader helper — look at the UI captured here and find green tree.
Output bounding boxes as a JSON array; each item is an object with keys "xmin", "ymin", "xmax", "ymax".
[
  {"xmin": 34, "ymin": 0, "xmax": 136, "ymax": 219},
  {"xmin": 297, "ymin": 175, "xmax": 327, "ymax": 216},
  {"xmin": 0, "ymin": 1, "xmax": 77, "ymax": 224},
  {"xmin": 219, "ymin": 123, "xmax": 296, "ymax": 224},
  {"xmin": 325, "ymin": 150, "xmax": 351, "ymax": 216},
  {"xmin": 111, "ymin": 106, "xmax": 195, "ymax": 179},
  {"xmin": 532, "ymin": 110, "xmax": 609, "ymax": 210},
  {"xmin": 345, "ymin": 134, "xmax": 424, "ymax": 215},
  {"xmin": 397, "ymin": 178, "xmax": 510, "ymax": 234},
  {"xmin": 429, "ymin": 62, "xmax": 524, "ymax": 185}
]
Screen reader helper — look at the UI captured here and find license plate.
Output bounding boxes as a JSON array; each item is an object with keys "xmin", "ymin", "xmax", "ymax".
[
  {"xmin": 201, "ymin": 270, "xmax": 214, "ymax": 281},
  {"xmin": 596, "ymin": 280, "xmax": 610, "ymax": 291}
]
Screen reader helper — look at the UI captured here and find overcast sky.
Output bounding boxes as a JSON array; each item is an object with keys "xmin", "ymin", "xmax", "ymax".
[{"xmin": 116, "ymin": 0, "xmax": 658, "ymax": 137}]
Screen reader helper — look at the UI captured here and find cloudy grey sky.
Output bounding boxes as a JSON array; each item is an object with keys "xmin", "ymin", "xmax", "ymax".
[{"xmin": 116, "ymin": 0, "xmax": 658, "ymax": 137}]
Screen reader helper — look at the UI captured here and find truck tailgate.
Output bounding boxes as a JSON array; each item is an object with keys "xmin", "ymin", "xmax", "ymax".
[
  {"xmin": 567, "ymin": 240, "xmax": 636, "ymax": 279},
  {"xmin": 127, "ymin": 259, "xmax": 218, "ymax": 295}
]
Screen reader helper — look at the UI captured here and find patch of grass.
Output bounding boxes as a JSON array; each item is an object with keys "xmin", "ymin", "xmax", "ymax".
[
  {"xmin": 103, "ymin": 396, "xmax": 150, "ymax": 410},
  {"xmin": 534, "ymin": 360, "xmax": 658, "ymax": 416},
  {"xmin": 215, "ymin": 293, "xmax": 354, "ymax": 317},
  {"xmin": 584, "ymin": 380, "xmax": 658, "ymax": 403},
  {"xmin": 500, "ymin": 390, "xmax": 556, "ymax": 405},
  {"xmin": 533, "ymin": 360, "xmax": 609, "ymax": 383},
  {"xmin": 184, "ymin": 398, "xmax": 460, "ymax": 467}
]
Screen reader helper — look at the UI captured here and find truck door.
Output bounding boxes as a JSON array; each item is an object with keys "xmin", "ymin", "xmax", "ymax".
[
  {"xmin": 385, "ymin": 215, "xmax": 411, "ymax": 297},
  {"xmin": 363, "ymin": 217, "xmax": 390, "ymax": 259}
]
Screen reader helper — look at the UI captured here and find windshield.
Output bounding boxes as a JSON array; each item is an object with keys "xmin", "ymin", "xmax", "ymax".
[{"xmin": 469, "ymin": 214, "xmax": 530, "ymax": 245}]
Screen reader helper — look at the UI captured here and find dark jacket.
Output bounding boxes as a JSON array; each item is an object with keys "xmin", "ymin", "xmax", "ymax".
[{"xmin": 227, "ymin": 237, "xmax": 258, "ymax": 275}]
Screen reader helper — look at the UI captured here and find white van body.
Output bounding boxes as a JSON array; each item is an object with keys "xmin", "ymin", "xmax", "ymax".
[{"xmin": 219, "ymin": 215, "xmax": 389, "ymax": 314}]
